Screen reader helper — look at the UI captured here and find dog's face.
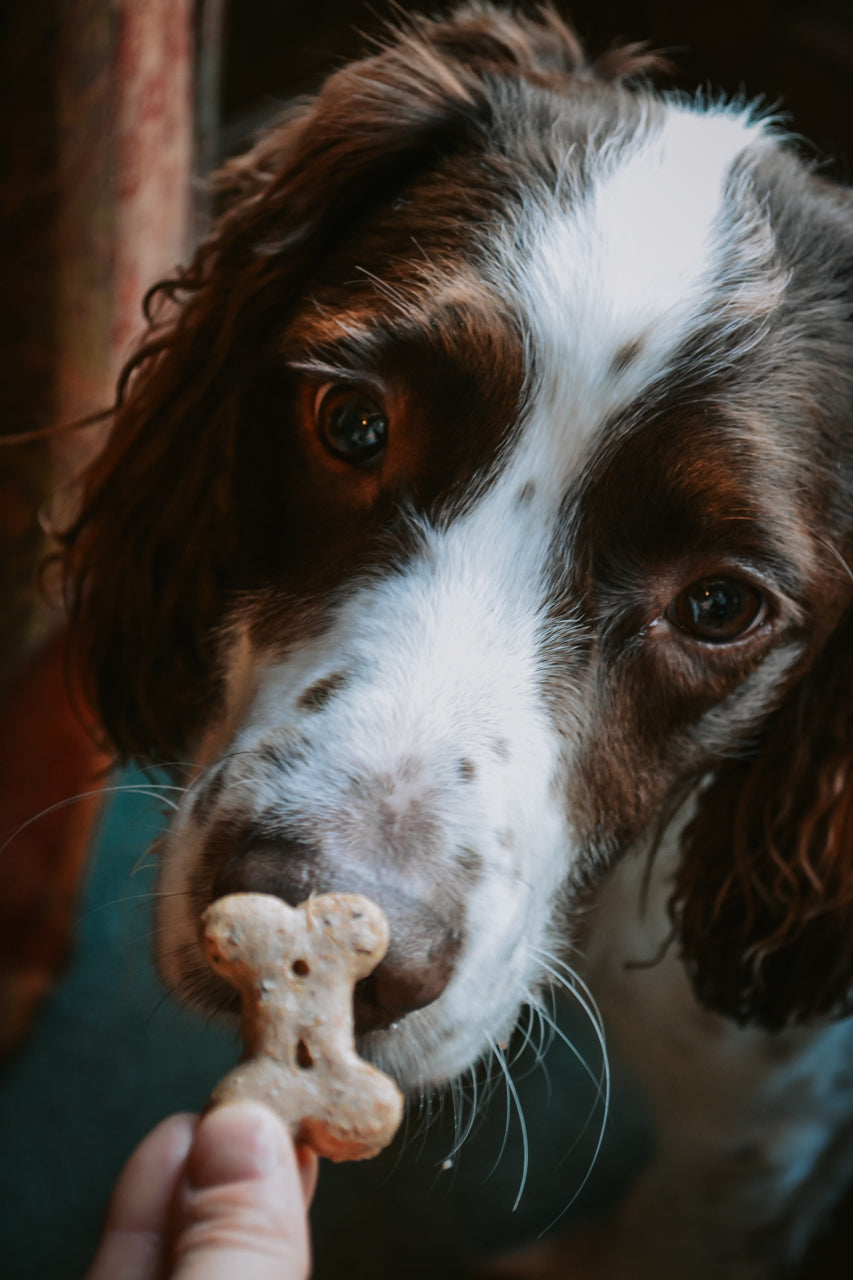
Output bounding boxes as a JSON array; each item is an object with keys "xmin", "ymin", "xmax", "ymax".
[{"xmin": 64, "ymin": 7, "xmax": 853, "ymax": 1086}]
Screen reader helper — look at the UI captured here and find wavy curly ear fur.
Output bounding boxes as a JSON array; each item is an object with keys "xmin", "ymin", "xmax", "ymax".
[
  {"xmin": 674, "ymin": 607, "xmax": 853, "ymax": 1030},
  {"xmin": 58, "ymin": 5, "xmax": 665, "ymax": 766}
]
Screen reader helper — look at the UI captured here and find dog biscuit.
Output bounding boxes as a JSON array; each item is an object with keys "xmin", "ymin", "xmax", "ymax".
[{"xmin": 202, "ymin": 891, "xmax": 404, "ymax": 1161}]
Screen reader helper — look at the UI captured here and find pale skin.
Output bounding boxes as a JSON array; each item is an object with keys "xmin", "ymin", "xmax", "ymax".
[{"xmin": 86, "ymin": 1101, "xmax": 318, "ymax": 1280}]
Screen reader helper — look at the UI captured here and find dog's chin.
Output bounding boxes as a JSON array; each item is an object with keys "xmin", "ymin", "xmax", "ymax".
[{"xmin": 359, "ymin": 994, "xmax": 525, "ymax": 1091}]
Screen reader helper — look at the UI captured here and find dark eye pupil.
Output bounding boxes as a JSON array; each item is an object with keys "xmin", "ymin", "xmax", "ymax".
[
  {"xmin": 695, "ymin": 581, "xmax": 743, "ymax": 625},
  {"xmin": 319, "ymin": 390, "xmax": 388, "ymax": 465},
  {"xmin": 674, "ymin": 577, "xmax": 762, "ymax": 642}
]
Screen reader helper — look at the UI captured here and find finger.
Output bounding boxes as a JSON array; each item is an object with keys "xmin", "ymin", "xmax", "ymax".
[
  {"xmin": 85, "ymin": 1113, "xmax": 197, "ymax": 1280},
  {"xmin": 169, "ymin": 1101, "xmax": 313, "ymax": 1280}
]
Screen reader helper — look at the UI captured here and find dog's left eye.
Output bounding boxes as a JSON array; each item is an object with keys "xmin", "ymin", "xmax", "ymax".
[
  {"xmin": 669, "ymin": 576, "xmax": 766, "ymax": 643},
  {"xmin": 315, "ymin": 385, "xmax": 389, "ymax": 467}
]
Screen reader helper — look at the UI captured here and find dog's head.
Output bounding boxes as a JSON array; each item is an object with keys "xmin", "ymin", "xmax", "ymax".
[{"xmin": 63, "ymin": 4, "xmax": 853, "ymax": 1084}]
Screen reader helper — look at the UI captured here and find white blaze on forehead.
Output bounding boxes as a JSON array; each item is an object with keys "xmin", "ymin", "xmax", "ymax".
[{"xmin": 498, "ymin": 101, "xmax": 771, "ymax": 505}]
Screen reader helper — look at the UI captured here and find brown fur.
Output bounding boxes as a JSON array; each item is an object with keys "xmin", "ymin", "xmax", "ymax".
[{"xmin": 674, "ymin": 604, "xmax": 853, "ymax": 1030}]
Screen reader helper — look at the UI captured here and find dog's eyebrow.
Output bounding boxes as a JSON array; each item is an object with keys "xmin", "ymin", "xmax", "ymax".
[
  {"xmin": 280, "ymin": 306, "xmax": 392, "ymax": 376},
  {"xmin": 281, "ymin": 286, "xmax": 519, "ymax": 385}
]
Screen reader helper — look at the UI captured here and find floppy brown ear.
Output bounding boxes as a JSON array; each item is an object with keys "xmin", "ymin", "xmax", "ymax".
[{"xmin": 673, "ymin": 606, "xmax": 853, "ymax": 1030}]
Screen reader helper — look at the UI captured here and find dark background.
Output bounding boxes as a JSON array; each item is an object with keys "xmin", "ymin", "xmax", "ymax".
[{"xmin": 221, "ymin": 0, "xmax": 853, "ymax": 178}]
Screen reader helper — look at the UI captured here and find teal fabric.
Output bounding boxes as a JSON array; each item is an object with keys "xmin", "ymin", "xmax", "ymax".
[{"xmin": 0, "ymin": 773, "xmax": 649, "ymax": 1279}]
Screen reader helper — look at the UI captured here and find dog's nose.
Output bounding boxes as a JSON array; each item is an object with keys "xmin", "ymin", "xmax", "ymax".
[{"xmin": 211, "ymin": 837, "xmax": 463, "ymax": 1033}]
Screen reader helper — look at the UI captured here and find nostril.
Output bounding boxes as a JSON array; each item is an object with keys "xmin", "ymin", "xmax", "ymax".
[
  {"xmin": 353, "ymin": 925, "xmax": 462, "ymax": 1034},
  {"xmin": 210, "ymin": 835, "xmax": 322, "ymax": 904}
]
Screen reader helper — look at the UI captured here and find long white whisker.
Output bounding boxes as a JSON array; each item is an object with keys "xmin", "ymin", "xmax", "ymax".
[
  {"xmin": 529, "ymin": 946, "xmax": 612, "ymax": 1234},
  {"xmin": 486, "ymin": 1035, "xmax": 530, "ymax": 1212},
  {"xmin": 533, "ymin": 997, "xmax": 602, "ymax": 1100},
  {"xmin": 507, "ymin": 1001, "xmax": 539, "ymax": 1070},
  {"xmin": 444, "ymin": 1062, "xmax": 480, "ymax": 1162},
  {"xmin": 533, "ymin": 947, "xmax": 609, "ymax": 1054},
  {"xmin": 536, "ymin": 947, "xmax": 606, "ymax": 1024},
  {"xmin": 0, "ymin": 782, "xmax": 181, "ymax": 859},
  {"xmin": 80, "ymin": 888, "xmax": 190, "ymax": 921},
  {"xmin": 526, "ymin": 1001, "xmax": 554, "ymax": 1103},
  {"xmin": 484, "ymin": 1038, "xmax": 512, "ymax": 1180},
  {"xmin": 448, "ymin": 1075, "xmax": 462, "ymax": 1157},
  {"xmin": 387, "ymin": 1082, "xmax": 424, "ymax": 1182},
  {"xmin": 533, "ymin": 963, "xmax": 607, "ymax": 1102}
]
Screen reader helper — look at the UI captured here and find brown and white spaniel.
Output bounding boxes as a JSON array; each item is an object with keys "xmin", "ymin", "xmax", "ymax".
[{"xmin": 61, "ymin": 5, "xmax": 853, "ymax": 1276}]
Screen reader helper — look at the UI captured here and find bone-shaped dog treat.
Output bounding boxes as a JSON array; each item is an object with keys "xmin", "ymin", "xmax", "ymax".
[{"xmin": 202, "ymin": 892, "xmax": 404, "ymax": 1161}]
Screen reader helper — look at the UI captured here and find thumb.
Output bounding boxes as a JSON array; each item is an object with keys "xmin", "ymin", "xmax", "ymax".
[{"xmin": 169, "ymin": 1101, "xmax": 317, "ymax": 1280}]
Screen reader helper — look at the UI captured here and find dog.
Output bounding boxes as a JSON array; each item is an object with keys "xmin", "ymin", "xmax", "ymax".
[{"xmin": 60, "ymin": 4, "xmax": 853, "ymax": 1276}]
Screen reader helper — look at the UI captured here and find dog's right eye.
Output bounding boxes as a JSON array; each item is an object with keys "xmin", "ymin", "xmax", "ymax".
[
  {"xmin": 315, "ymin": 384, "xmax": 389, "ymax": 467},
  {"xmin": 669, "ymin": 575, "xmax": 766, "ymax": 644}
]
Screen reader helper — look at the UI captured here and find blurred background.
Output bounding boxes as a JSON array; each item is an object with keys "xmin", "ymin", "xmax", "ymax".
[{"xmin": 1, "ymin": 2, "xmax": 852, "ymax": 1277}]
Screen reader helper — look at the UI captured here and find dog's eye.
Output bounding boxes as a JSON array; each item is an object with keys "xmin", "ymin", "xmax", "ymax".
[
  {"xmin": 315, "ymin": 385, "xmax": 389, "ymax": 467},
  {"xmin": 670, "ymin": 576, "xmax": 765, "ymax": 643}
]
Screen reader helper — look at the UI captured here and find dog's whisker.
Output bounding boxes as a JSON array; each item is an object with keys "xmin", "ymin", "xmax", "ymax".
[
  {"xmin": 0, "ymin": 782, "xmax": 179, "ymax": 860},
  {"xmin": 145, "ymin": 987, "xmax": 178, "ymax": 1028},
  {"xmin": 532, "ymin": 997, "xmax": 611, "ymax": 1169},
  {"xmin": 138, "ymin": 759, "xmax": 197, "ymax": 775},
  {"xmin": 443, "ymin": 1062, "xmax": 481, "ymax": 1164},
  {"xmin": 403, "ymin": 1080, "xmax": 438, "ymax": 1154},
  {"xmin": 536, "ymin": 954, "xmax": 606, "ymax": 1041},
  {"xmin": 142, "ymin": 929, "xmax": 233, "ymax": 1028},
  {"xmin": 528, "ymin": 947, "xmax": 612, "ymax": 1234},
  {"xmin": 530, "ymin": 950, "xmax": 609, "ymax": 1100},
  {"xmin": 445, "ymin": 1075, "xmax": 468, "ymax": 1169},
  {"xmin": 130, "ymin": 840, "xmax": 164, "ymax": 877},
  {"xmin": 533, "ymin": 946, "xmax": 608, "ymax": 1040},
  {"xmin": 486, "ymin": 1034, "xmax": 530, "ymax": 1211},
  {"xmin": 529, "ymin": 996, "xmax": 604, "ymax": 1103},
  {"xmin": 385, "ymin": 1085, "xmax": 424, "ymax": 1184},
  {"xmin": 484, "ymin": 1036, "xmax": 514, "ymax": 1181},
  {"xmin": 506, "ymin": 1000, "xmax": 538, "ymax": 1070},
  {"xmin": 533, "ymin": 983, "xmax": 559, "ymax": 1064},
  {"xmin": 525, "ymin": 1001, "xmax": 554, "ymax": 1103},
  {"xmin": 543, "ymin": 983, "xmax": 560, "ymax": 1056},
  {"xmin": 464, "ymin": 1062, "xmax": 481, "ymax": 1147},
  {"xmin": 79, "ymin": 888, "xmax": 191, "ymax": 922}
]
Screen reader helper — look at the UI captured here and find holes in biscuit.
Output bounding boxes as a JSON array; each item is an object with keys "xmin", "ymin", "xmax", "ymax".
[
  {"xmin": 292, "ymin": 958, "xmax": 310, "ymax": 976},
  {"xmin": 296, "ymin": 1039, "xmax": 314, "ymax": 1069}
]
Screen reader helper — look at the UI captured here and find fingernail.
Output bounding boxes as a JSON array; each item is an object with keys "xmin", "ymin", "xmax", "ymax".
[{"xmin": 188, "ymin": 1101, "xmax": 288, "ymax": 1188}]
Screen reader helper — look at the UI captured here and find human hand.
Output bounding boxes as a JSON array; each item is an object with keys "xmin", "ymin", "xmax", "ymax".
[{"xmin": 86, "ymin": 1100, "xmax": 318, "ymax": 1280}]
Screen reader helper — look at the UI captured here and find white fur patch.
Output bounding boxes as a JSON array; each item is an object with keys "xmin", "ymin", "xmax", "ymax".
[{"xmin": 495, "ymin": 102, "xmax": 771, "ymax": 508}]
